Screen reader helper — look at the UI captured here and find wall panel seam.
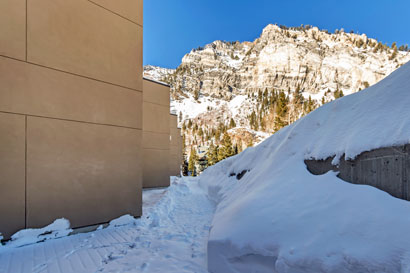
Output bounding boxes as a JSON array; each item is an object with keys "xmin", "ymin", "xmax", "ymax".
[
  {"xmin": 143, "ymin": 148, "xmax": 170, "ymax": 151},
  {"xmin": 24, "ymin": 115, "xmax": 27, "ymax": 228},
  {"xmin": 86, "ymin": 0, "xmax": 143, "ymax": 27},
  {"xmin": 143, "ymin": 101, "xmax": 171, "ymax": 108},
  {"xmin": 25, "ymin": 0, "xmax": 27, "ymax": 61},
  {"xmin": 0, "ymin": 55, "xmax": 143, "ymax": 93},
  {"xmin": 25, "ymin": 61, "xmax": 143, "ymax": 93},
  {"xmin": 143, "ymin": 130, "xmax": 170, "ymax": 135},
  {"xmin": 0, "ymin": 111, "xmax": 142, "ymax": 131}
]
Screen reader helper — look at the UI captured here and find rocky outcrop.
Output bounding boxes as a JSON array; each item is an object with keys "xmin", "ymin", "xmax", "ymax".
[{"xmin": 146, "ymin": 24, "xmax": 410, "ymax": 101}]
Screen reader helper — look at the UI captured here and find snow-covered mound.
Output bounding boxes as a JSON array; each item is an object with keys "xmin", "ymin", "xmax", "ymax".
[
  {"xmin": 7, "ymin": 219, "xmax": 72, "ymax": 248},
  {"xmin": 200, "ymin": 62, "xmax": 410, "ymax": 272}
]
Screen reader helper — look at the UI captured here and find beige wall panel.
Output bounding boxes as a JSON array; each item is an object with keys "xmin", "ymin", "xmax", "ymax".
[
  {"xmin": 169, "ymin": 150, "xmax": 180, "ymax": 176},
  {"xmin": 169, "ymin": 114, "xmax": 180, "ymax": 176},
  {"xmin": 143, "ymin": 131, "xmax": 170, "ymax": 150},
  {"xmin": 177, "ymin": 128, "xmax": 183, "ymax": 163},
  {"xmin": 143, "ymin": 103, "xmax": 170, "ymax": 134},
  {"xmin": 143, "ymin": 149, "xmax": 170, "ymax": 188},
  {"xmin": 0, "ymin": 57, "xmax": 142, "ymax": 129},
  {"xmin": 27, "ymin": 0, "xmax": 142, "ymax": 90},
  {"xmin": 170, "ymin": 115, "xmax": 178, "ymax": 130},
  {"xmin": 91, "ymin": 0, "xmax": 143, "ymax": 25},
  {"xmin": 143, "ymin": 79, "xmax": 170, "ymax": 106},
  {"xmin": 0, "ymin": 113, "xmax": 25, "ymax": 239},
  {"xmin": 0, "ymin": 0, "xmax": 25, "ymax": 60},
  {"xmin": 26, "ymin": 117, "xmax": 142, "ymax": 229}
]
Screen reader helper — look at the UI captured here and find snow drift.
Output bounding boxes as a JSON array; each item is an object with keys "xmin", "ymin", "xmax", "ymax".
[
  {"xmin": 201, "ymin": 62, "xmax": 410, "ymax": 272},
  {"xmin": 6, "ymin": 218, "xmax": 72, "ymax": 248}
]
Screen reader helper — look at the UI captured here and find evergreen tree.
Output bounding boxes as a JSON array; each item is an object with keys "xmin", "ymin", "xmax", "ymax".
[
  {"xmin": 188, "ymin": 147, "xmax": 197, "ymax": 176},
  {"xmin": 274, "ymin": 91, "xmax": 289, "ymax": 131},
  {"xmin": 321, "ymin": 96, "xmax": 326, "ymax": 105},
  {"xmin": 218, "ymin": 133, "xmax": 234, "ymax": 161},
  {"xmin": 249, "ymin": 110, "xmax": 258, "ymax": 130},
  {"xmin": 334, "ymin": 89, "xmax": 344, "ymax": 99},
  {"xmin": 182, "ymin": 159, "xmax": 189, "ymax": 176},
  {"xmin": 306, "ymin": 96, "xmax": 315, "ymax": 113},
  {"xmin": 229, "ymin": 118, "xmax": 236, "ymax": 128},
  {"xmin": 233, "ymin": 144, "xmax": 238, "ymax": 155},
  {"xmin": 207, "ymin": 142, "xmax": 219, "ymax": 166},
  {"xmin": 294, "ymin": 85, "xmax": 303, "ymax": 103},
  {"xmin": 390, "ymin": 42, "xmax": 398, "ymax": 60},
  {"xmin": 373, "ymin": 42, "xmax": 383, "ymax": 53}
]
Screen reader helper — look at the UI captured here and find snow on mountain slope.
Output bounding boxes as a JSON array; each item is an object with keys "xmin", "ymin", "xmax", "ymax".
[
  {"xmin": 200, "ymin": 61, "xmax": 410, "ymax": 272},
  {"xmin": 143, "ymin": 65, "xmax": 175, "ymax": 83}
]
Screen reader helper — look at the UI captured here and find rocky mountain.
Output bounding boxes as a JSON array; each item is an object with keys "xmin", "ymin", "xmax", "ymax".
[
  {"xmin": 143, "ymin": 24, "xmax": 410, "ymax": 172},
  {"xmin": 143, "ymin": 65, "xmax": 175, "ymax": 85}
]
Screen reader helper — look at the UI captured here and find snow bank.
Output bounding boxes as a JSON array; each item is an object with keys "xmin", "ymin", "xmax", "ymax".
[
  {"xmin": 108, "ymin": 214, "xmax": 138, "ymax": 228},
  {"xmin": 201, "ymin": 62, "xmax": 410, "ymax": 272},
  {"xmin": 6, "ymin": 218, "xmax": 72, "ymax": 248}
]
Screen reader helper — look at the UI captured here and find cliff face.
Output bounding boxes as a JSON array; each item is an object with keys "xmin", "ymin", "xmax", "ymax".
[
  {"xmin": 143, "ymin": 24, "xmax": 410, "ymax": 164},
  {"xmin": 155, "ymin": 24, "xmax": 410, "ymax": 101}
]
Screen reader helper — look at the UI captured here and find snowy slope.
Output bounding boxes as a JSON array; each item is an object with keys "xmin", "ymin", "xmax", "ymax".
[{"xmin": 200, "ymin": 61, "xmax": 410, "ymax": 272}]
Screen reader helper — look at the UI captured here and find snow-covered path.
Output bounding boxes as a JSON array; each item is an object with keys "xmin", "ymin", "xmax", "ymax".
[{"xmin": 0, "ymin": 177, "xmax": 214, "ymax": 273}]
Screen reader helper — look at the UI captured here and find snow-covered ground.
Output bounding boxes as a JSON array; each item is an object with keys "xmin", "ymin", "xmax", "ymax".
[
  {"xmin": 201, "ymin": 61, "xmax": 410, "ymax": 272},
  {"xmin": 0, "ymin": 177, "xmax": 214, "ymax": 273}
]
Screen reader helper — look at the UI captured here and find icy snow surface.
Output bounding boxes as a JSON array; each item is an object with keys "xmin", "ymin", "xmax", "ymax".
[
  {"xmin": 201, "ymin": 62, "xmax": 410, "ymax": 272},
  {"xmin": 0, "ymin": 177, "xmax": 213, "ymax": 273}
]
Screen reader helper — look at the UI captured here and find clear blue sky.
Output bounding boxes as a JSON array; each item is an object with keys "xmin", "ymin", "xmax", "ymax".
[{"xmin": 144, "ymin": 0, "xmax": 410, "ymax": 69}]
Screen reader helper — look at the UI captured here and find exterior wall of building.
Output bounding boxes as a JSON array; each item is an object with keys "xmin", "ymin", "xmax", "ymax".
[
  {"xmin": 305, "ymin": 144, "xmax": 410, "ymax": 201},
  {"xmin": 142, "ymin": 79, "xmax": 171, "ymax": 188},
  {"xmin": 169, "ymin": 115, "xmax": 182, "ymax": 176},
  {"xmin": 177, "ymin": 128, "xmax": 184, "ymax": 168},
  {"xmin": 0, "ymin": 0, "xmax": 143, "ymax": 239}
]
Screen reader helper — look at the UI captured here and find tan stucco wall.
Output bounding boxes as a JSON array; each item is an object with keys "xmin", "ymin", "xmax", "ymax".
[
  {"xmin": 169, "ymin": 114, "xmax": 182, "ymax": 176},
  {"xmin": 0, "ymin": 0, "xmax": 143, "ymax": 239},
  {"xmin": 142, "ymin": 79, "xmax": 171, "ymax": 188},
  {"xmin": 177, "ymin": 128, "xmax": 183, "ymax": 166},
  {"xmin": 26, "ymin": 117, "xmax": 142, "ymax": 229},
  {"xmin": 0, "ymin": 112, "xmax": 26, "ymax": 239},
  {"xmin": 0, "ymin": 0, "xmax": 26, "ymax": 60},
  {"xmin": 27, "ymin": 0, "xmax": 142, "ymax": 91}
]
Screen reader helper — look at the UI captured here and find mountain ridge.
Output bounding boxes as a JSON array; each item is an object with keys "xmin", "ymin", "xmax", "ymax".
[{"xmin": 144, "ymin": 23, "xmax": 410, "ymax": 172}]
